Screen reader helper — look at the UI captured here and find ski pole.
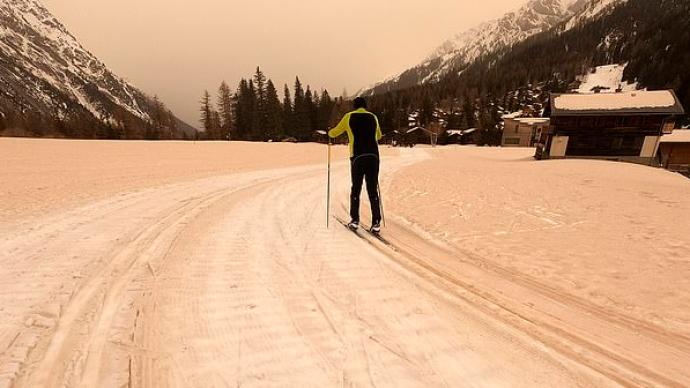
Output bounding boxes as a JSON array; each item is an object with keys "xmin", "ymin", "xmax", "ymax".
[
  {"xmin": 327, "ymin": 140, "xmax": 331, "ymax": 228},
  {"xmin": 378, "ymin": 181, "xmax": 386, "ymax": 228}
]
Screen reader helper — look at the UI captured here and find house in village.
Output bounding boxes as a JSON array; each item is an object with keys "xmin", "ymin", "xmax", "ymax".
[
  {"xmin": 536, "ymin": 90, "xmax": 685, "ymax": 165},
  {"xmin": 446, "ymin": 128, "xmax": 478, "ymax": 144},
  {"xmin": 658, "ymin": 129, "xmax": 690, "ymax": 176},
  {"xmin": 501, "ymin": 116, "xmax": 550, "ymax": 147}
]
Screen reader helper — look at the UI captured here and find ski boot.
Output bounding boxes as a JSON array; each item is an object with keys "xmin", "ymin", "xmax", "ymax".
[{"xmin": 347, "ymin": 220, "xmax": 359, "ymax": 231}]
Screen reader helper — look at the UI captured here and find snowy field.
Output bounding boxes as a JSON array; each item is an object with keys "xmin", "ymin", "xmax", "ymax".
[{"xmin": 1, "ymin": 138, "xmax": 689, "ymax": 387}]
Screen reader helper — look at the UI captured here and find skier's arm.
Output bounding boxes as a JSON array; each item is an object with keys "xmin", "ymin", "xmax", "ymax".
[{"xmin": 328, "ymin": 114, "xmax": 349, "ymax": 138}]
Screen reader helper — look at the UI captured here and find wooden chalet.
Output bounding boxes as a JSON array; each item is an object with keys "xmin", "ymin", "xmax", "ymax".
[
  {"xmin": 658, "ymin": 129, "xmax": 690, "ymax": 176},
  {"xmin": 502, "ymin": 117, "xmax": 550, "ymax": 147},
  {"xmin": 536, "ymin": 90, "xmax": 685, "ymax": 165},
  {"xmin": 446, "ymin": 128, "xmax": 478, "ymax": 144}
]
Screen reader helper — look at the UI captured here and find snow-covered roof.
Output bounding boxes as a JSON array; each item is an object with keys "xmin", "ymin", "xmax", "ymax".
[
  {"xmin": 551, "ymin": 90, "xmax": 685, "ymax": 116},
  {"xmin": 446, "ymin": 128, "xmax": 477, "ymax": 136},
  {"xmin": 661, "ymin": 130, "xmax": 690, "ymax": 143},
  {"xmin": 501, "ymin": 111, "xmax": 522, "ymax": 119},
  {"xmin": 515, "ymin": 118, "xmax": 550, "ymax": 125},
  {"xmin": 550, "ymin": 90, "xmax": 685, "ymax": 116}
]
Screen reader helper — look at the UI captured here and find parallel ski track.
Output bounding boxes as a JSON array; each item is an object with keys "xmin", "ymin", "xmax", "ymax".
[{"xmin": 348, "ymin": 218, "xmax": 690, "ymax": 387}]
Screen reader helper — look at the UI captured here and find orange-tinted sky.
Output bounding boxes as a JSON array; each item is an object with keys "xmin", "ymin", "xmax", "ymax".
[{"xmin": 42, "ymin": 0, "xmax": 525, "ymax": 126}]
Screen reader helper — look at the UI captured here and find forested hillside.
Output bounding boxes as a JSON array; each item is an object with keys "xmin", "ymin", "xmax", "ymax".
[
  {"xmin": 361, "ymin": 0, "xmax": 588, "ymax": 96},
  {"xmin": 366, "ymin": 0, "xmax": 690, "ymax": 145}
]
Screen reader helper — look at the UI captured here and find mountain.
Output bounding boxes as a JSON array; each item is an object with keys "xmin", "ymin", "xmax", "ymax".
[
  {"xmin": 362, "ymin": 0, "xmax": 601, "ymax": 96},
  {"xmin": 0, "ymin": 0, "xmax": 195, "ymax": 139},
  {"xmin": 365, "ymin": 0, "xmax": 689, "ymax": 144}
]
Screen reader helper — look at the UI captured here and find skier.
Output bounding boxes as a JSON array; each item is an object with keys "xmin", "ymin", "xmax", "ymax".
[{"xmin": 329, "ymin": 96, "xmax": 383, "ymax": 233}]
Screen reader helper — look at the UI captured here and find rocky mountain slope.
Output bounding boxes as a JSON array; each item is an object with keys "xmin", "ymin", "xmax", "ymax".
[
  {"xmin": 361, "ymin": 0, "xmax": 628, "ymax": 96},
  {"xmin": 0, "ymin": 0, "xmax": 194, "ymax": 138}
]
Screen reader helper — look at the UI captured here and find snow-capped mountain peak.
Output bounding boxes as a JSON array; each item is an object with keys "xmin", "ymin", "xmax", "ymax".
[
  {"xmin": 362, "ymin": 0, "xmax": 590, "ymax": 96},
  {"xmin": 0, "ymin": 0, "xmax": 169, "ymax": 125}
]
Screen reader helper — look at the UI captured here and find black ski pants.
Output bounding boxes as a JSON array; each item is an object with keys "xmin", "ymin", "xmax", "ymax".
[{"xmin": 350, "ymin": 155, "xmax": 381, "ymax": 224}]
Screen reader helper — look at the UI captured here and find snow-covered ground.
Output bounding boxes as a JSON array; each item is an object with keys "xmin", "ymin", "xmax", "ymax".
[
  {"xmin": 575, "ymin": 64, "xmax": 639, "ymax": 93},
  {"xmin": 1, "ymin": 139, "xmax": 689, "ymax": 387}
]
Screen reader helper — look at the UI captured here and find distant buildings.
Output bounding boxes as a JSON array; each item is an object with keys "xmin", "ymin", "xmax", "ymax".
[
  {"xmin": 658, "ymin": 130, "xmax": 690, "ymax": 176},
  {"xmin": 446, "ymin": 128, "xmax": 478, "ymax": 145},
  {"xmin": 501, "ymin": 117, "xmax": 550, "ymax": 147},
  {"xmin": 535, "ymin": 90, "xmax": 685, "ymax": 165}
]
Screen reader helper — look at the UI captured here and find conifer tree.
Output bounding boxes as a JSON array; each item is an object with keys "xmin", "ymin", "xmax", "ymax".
[
  {"xmin": 305, "ymin": 86, "xmax": 316, "ymax": 137},
  {"xmin": 247, "ymin": 79, "xmax": 259, "ymax": 140},
  {"xmin": 293, "ymin": 77, "xmax": 308, "ymax": 140},
  {"xmin": 218, "ymin": 81, "xmax": 234, "ymax": 140},
  {"xmin": 265, "ymin": 79, "xmax": 283, "ymax": 140},
  {"xmin": 233, "ymin": 79, "xmax": 253, "ymax": 140},
  {"xmin": 254, "ymin": 67, "xmax": 268, "ymax": 136},
  {"xmin": 282, "ymin": 84, "xmax": 294, "ymax": 138},
  {"xmin": 200, "ymin": 90, "xmax": 213, "ymax": 137},
  {"xmin": 317, "ymin": 90, "xmax": 335, "ymax": 132}
]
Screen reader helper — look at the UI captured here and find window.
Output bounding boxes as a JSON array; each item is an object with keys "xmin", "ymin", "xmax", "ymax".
[{"xmin": 566, "ymin": 135, "xmax": 644, "ymax": 156}]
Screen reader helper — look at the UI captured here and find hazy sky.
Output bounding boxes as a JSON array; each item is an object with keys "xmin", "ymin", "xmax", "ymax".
[{"xmin": 41, "ymin": 0, "xmax": 525, "ymax": 126}]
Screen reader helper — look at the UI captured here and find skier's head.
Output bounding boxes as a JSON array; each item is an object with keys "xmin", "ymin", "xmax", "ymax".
[{"xmin": 353, "ymin": 96, "xmax": 367, "ymax": 110}]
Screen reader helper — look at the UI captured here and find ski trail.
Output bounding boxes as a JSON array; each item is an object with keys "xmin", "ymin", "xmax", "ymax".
[{"xmin": 1, "ymin": 148, "xmax": 618, "ymax": 387}]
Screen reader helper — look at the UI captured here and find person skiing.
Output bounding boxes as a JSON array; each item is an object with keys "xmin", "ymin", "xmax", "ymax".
[{"xmin": 329, "ymin": 96, "xmax": 383, "ymax": 233}]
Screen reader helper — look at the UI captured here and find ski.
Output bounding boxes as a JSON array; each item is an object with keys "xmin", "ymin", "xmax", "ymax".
[
  {"xmin": 334, "ymin": 217, "xmax": 366, "ymax": 239},
  {"xmin": 335, "ymin": 216, "xmax": 397, "ymax": 251},
  {"xmin": 362, "ymin": 227, "xmax": 396, "ymax": 250}
]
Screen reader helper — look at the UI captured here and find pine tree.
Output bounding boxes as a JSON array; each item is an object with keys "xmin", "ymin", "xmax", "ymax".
[
  {"xmin": 317, "ymin": 89, "xmax": 334, "ymax": 132},
  {"xmin": 247, "ymin": 80, "xmax": 259, "ymax": 140},
  {"xmin": 282, "ymin": 84, "xmax": 294, "ymax": 138},
  {"xmin": 218, "ymin": 81, "xmax": 234, "ymax": 140},
  {"xmin": 293, "ymin": 77, "xmax": 308, "ymax": 140},
  {"xmin": 264, "ymin": 79, "xmax": 283, "ymax": 141},
  {"xmin": 305, "ymin": 86, "xmax": 316, "ymax": 137},
  {"xmin": 233, "ymin": 78, "xmax": 259, "ymax": 140},
  {"xmin": 200, "ymin": 90, "xmax": 213, "ymax": 138},
  {"xmin": 253, "ymin": 67, "xmax": 268, "ymax": 137}
]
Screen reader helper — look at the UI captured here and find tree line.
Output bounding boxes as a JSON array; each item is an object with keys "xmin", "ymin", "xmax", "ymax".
[
  {"xmin": 0, "ymin": 93, "xmax": 194, "ymax": 140},
  {"xmin": 199, "ymin": 67, "xmax": 350, "ymax": 142}
]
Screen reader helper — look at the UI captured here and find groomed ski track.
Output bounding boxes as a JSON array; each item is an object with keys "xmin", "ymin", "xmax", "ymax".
[{"xmin": 1, "ymin": 148, "xmax": 689, "ymax": 387}]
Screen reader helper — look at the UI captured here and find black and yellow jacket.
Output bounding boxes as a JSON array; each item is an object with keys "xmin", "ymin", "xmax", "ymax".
[{"xmin": 328, "ymin": 108, "xmax": 383, "ymax": 158}]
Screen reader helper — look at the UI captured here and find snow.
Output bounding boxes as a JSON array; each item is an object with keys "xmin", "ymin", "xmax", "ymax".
[
  {"xmin": 364, "ymin": 0, "xmax": 583, "ymax": 93},
  {"xmin": 390, "ymin": 145, "xmax": 690, "ymax": 385},
  {"xmin": 515, "ymin": 117, "xmax": 550, "ymax": 124},
  {"xmin": 554, "ymin": 90, "xmax": 678, "ymax": 111},
  {"xmin": 565, "ymin": 0, "xmax": 628, "ymax": 30},
  {"xmin": 661, "ymin": 130, "xmax": 690, "ymax": 143},
  {"xmin": 1, "ymin": 139, "xmax": 690, "ymax": 385},
  {"xmin": 576, "ymin": 64, "xmax": 639, "ymax": 93},
  {"xmin": 502, "ymin": 111, "xmax": 523, "ymax": 119}
]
